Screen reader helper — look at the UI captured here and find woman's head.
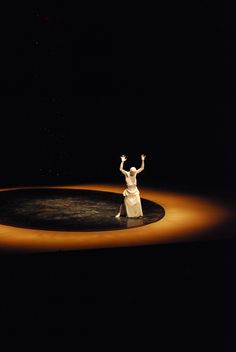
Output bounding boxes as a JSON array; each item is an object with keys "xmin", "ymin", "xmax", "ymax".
[{"xmin": 130, "ymin": 167, "xmax": 136, "ymax": 176}]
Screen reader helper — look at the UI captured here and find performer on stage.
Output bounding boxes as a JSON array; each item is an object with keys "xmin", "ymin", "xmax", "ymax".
[{"xmin": 115, "ymin": 154, "xmax": 146, "ymax": 218}]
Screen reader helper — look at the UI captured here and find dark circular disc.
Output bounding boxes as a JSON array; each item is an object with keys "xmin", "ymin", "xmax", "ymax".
[{"xmin": 0, "ymin": 188, "xmax": 165, "ymax": 231}]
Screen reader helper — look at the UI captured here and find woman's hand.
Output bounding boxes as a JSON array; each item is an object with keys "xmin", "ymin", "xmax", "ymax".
[
  {"xmin": 141, "ymin": 154, "xmax": 146, "ymax": 160},
  {"xmin": 121, "ymin": 155, "xmax": 127, "ymax": 162}
]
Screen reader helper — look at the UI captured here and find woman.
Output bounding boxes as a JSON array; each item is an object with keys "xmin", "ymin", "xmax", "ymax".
[{"xmin": 115, "ymin": 154, "xmax": 146, "ymax": 218}]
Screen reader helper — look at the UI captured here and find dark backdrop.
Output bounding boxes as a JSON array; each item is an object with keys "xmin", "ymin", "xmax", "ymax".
[{"xmin": 1, "ymin": 3, "xmax": 235, "ymax": 198}]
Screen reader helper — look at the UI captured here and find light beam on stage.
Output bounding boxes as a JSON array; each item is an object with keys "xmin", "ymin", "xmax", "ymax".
[{"xmin": 0, "ymin": 184, "xmax": 233, "ymax": 253}]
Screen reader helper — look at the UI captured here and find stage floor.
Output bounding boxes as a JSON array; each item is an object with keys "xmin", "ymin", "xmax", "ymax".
[
  {"xmin": 0, "ymin": 187, "xmax": 165, "ymax": 231},
  {"xmin": 0, "ymin": 184, "xmax": 233, "ymax": 253}
]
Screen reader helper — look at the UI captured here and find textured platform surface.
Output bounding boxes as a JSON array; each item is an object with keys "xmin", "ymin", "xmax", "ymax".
[{"xmin": 0, "ymin": 188, "xmax": 165, "ymax": 231}]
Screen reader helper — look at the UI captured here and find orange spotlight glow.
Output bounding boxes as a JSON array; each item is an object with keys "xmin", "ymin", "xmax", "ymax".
[{"xmin": 0, "ymin": 184, "xmax": 233, "ymax": 253}]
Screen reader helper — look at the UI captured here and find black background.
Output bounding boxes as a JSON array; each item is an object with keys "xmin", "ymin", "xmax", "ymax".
[
  {"xmin": 0, "ymin": 3, "xmax": 235, "ymax": 197},
  {"xmin": 0, "ymin": 3, "xmax": 236, "ymax": 350}
]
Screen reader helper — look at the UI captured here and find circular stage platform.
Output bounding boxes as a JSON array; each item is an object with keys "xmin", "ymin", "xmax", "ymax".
[
  {"xmin": 0, "ymin": 188, "xmax": 165, "ymax": 231},
  {"xmin": 0, "ymin": 184, "xmax": 232, "ymax": 253}
]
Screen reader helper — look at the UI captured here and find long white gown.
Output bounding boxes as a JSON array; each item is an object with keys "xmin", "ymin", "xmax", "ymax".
[{"xmin": 122, "ymin": 172, "xmax": 143, "ymax": 218}]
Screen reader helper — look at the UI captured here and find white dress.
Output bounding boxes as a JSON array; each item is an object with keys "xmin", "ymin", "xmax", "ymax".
[{"xmin": 123, "ymin": 172, "xmax": 143, "ymax": 218}]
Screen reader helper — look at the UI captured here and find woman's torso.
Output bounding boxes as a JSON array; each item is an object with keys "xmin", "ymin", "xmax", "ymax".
[{"xmin": 125, "ymin": 174, "xmax": 137, "ymax": 190}]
